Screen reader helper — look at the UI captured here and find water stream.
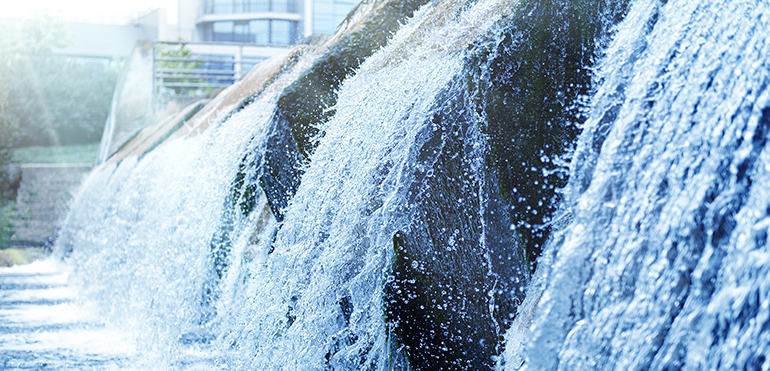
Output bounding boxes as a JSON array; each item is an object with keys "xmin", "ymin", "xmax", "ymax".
[{"xmin": 2, "ymin": 0, "xmax": 769, "ymax": 370}]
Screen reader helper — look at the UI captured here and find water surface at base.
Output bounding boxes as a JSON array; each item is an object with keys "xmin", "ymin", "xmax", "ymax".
[{"xmin": 0, "ymin": 260, "xmax": 133, "ymax": 370}]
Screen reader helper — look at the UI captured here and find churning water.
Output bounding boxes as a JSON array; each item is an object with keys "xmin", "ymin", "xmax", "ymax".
[
  {"xmin": 2, "ymin": 0, "xmax": 770, "ymax": 369},
  {"xmin": 518, "ymin": 0, "xmax": 770, "ymax": 369}
]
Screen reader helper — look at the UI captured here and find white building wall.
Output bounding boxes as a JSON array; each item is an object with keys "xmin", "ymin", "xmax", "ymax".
[{"xmin": 57, "ymin": 22, "xmax": 152, "ymax": 59}]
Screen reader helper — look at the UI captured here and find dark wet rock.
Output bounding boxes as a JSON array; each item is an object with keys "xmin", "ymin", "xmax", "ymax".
[
  {"xmin": 259, "ymin": 0, "xmax": 433, "ymax": 219},
  {"xmin": 385, "ymin": 85, "xmax": 527, "ymax": 370},
  {"xmin": 383, "ymin": 1, "xmax": 630, "ymax": 369},
  {"xmin": 276, "ymin": 0, "xmax": 434, "ymax": 160},
  {"xmin": 258, "ymin": 111, "xmax": 304, "ymax": 222},
  {"xmin": 203, "ymin": 0, "xmax": 631, "ymax": 366},
  {"xmin": 208, "ymin": 0, "xmax": 436, "ymax": 284},
  {"xmin": 465, "ymin": 0, "xmax": 630, "ymax": 269}
]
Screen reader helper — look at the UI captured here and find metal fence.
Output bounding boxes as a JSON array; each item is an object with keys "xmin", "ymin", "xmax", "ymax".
[{"xmin": 152, "ymin": 41, "xmax": 290, "ymax": 96}]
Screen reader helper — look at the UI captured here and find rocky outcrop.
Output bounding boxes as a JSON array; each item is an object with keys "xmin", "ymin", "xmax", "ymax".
[
  {"xmin": 384, "ymin": 0, "xmax": 630, "ymax": 368},
  {"xmin": 385, "ymin": 85, "xmax": 527, "ymax": 370},
  {"xmin": 257, "ymin": 0, "xmax": 434, "ymax": 221}
]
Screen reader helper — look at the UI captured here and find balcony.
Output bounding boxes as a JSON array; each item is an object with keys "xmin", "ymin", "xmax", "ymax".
[{"xmin": 152, "ymin": 40, "xmax": 289, "ymax": 96}]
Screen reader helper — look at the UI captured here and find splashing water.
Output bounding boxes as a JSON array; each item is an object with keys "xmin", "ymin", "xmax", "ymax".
[
  {"xmin": 50, "ymin": 0, "xmax": 526, "ymax": 368},
  {"xmin": 515, "ymin": 0, "xmax": 770, "ymax": 369},
  {"xmin": 3, "ymin": 0, "xmax": 768, "ymax": 369}
]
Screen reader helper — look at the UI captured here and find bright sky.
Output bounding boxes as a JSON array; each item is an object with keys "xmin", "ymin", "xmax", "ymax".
[{"xmin": 2, "ymin": 0, "xmax": 179, "ymax": 24}]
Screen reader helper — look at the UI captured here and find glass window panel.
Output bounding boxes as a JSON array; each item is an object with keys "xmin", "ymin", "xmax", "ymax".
[
  {"xmin": 271, "ymin": 0, "xmax": 296, "ymax": 13},
  {"xmin": 313, "ymin": 0, "xmax": 356, "ymax": 33},
  {"xmin": 212, "ymin": 0, "xmax": 233, "ymax": 13},
  {"xmin": 333, "ymin": 1, "xmax": 355, "ymax": 22},
  {"xmin": 234, "ymin": 0, "xmax": 246, "ymax": 12},
  {"xmin": 288, "ymin": 0, "xmax": 298, "ymax": 13},
  {"xmin": 270, "ymin": 20, "xmax": 295, "ymax": 45},
  {"xmin": 213, "ymin": 21, "xmax": 234, "ymax": 41},
  {"xmin": 246, "ymin": 0, "xmax": 270, "ymax": 12},
  {"xmin": 200, "ymin": 24, "xmax": 213, "ymax": 41},
  {"xmin": 249, "ymin": 20, "xmax": 269, "ymax": 44},
  {"xmin": 313, "ymin": 14, "xmax": 336, "ymax": 34},
  {"xmin": 313, "ymin": 0, "xmax": 336, "ymax": 34},
  {"xmin": 234, "ymin": 22, "xmax": 250, "ymax": 42}
]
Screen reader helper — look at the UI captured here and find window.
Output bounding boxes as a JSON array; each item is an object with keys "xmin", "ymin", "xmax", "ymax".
[
  {"xmin": 202, "ymin": 20, "xmax": 298, "ymax": 45},
  {"xmin": 213, "ymin": 0, "xmax": 233, "ymax": 14},
  {"xmin": 234, "ymin": 22, "xmax": 250, "ymax": 42},
  {"xmin": 271, "ymin": 0, "xmax": 295, "ymax": 13},
  {"xmin": 246, "ymin": 0, "xmax": 270, "ymax": 12},
  {"xmin": 270, "ymin": 20, "xmax": 295, "ymax": 45},
  {"xmin": 203, "ymin": 0, "xmax": 298, "ymax": 14},
  {"xmin": 249, "ymin": 20, "xmax": 269, "ymax": 44},
  {"xmin": 212, "ymin": 21, "xmax": 234, "ymax": 42},
  {"xmin": 313, "ymin": 0, "xmax": 357, "ymax": 34}
]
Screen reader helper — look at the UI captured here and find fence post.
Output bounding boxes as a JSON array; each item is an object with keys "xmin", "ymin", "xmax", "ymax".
[
  {"xmin": 151, "ymin": 42, "xmax": 157, "ymax": 96},
  {"xmin": 235, "ymin": 44, "xmax": 243, "ymax": 81}
]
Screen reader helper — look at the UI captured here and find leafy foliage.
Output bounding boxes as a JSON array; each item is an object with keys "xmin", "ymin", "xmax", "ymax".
[
  {"xmin": 155, "ymin": 43, "xmax": 217, "ymax": 96},
  {"xmin": 0, "ymin": 16, "xmax": 120, "ymax": 147},
  {"xmin": 0, "ymin": 62, "xmax": 19, "ymax": 199},
  {"xmin": 0, "ymin": 203, "xmax": 15, "ymax": 250},
  {"xmin": 1, "ymin": 23, "xmax": 21, "ymax": 249}
]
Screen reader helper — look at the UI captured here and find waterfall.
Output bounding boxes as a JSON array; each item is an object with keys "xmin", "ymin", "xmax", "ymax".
[
  {"xmin": 516, "ymin": 0, "xmax": 770, "ymax": 369},
  {"xmin": 31, "ymin": 0, "xmax": 769, "ymax": 369}
]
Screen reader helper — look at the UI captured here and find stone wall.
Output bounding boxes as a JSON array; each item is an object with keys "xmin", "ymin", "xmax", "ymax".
[{"xmin": 10, "ymin": 164, "xmax": 91, "ymax": 248}]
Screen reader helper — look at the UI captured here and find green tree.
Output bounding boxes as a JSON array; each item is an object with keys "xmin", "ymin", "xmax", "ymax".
[
  {"xmin": 0, "ymin": 15, "xmax": 121, "ymax": 147},
  {"xmin": 0, "ymin": 66, "xmax": 18, "ymax": 196},
  {"xmin": 1, "ymin": 15, "xmax": 121, "ymax": 248},
  {"xmin": 0, "ymin": 33, "xmax": 20, "ymax": 248},
  {"xmin": 155, "ymin": 42, "xmax": 216, "ymax": 96}
]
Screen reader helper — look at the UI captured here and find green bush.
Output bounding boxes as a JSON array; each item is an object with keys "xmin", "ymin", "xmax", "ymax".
[
  {"xmin": 155, "ymin": 42, "xmax": 217, "ymax": 96},
  {"xmin": 1, "ymin": 29, "xmax": 20, "ymax": 251},
  {"xmin": 0, "ymin": 202, "xmax": 15, "ymax": 250},
  {"xmin": 1, "ymin": 41, "xmax": 20, "ymax": 202},
  {"xmin": 0, "ymin": 16, "xmax": 120, "ymax": 147},
  {"xmin": 0, "ymin": 247, "xmax": 30, "ymax": 267}
]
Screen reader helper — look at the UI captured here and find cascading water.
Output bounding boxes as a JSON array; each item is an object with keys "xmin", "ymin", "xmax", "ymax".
[
  {"xmin": 4, "ymin": 0, "xmax": 768, "ymax": 369},
  {"xmin": 513, "ymin": 0, "xmax": 770, "ymax": 369},
  {"xmin": 54, "ymin": 0, "xmax": 533, "ymax": 368}
]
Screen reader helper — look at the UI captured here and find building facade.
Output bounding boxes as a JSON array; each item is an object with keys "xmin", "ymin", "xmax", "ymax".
[
  {"xmin": 2, "ymin": 0, "xmax": 358, "ymax": 61},
  {"xmin": 178, "ymin": 0, "xmax": 358, "ymax": 47}
]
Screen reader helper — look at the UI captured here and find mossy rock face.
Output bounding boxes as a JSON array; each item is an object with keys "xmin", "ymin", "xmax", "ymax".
[
  {"xmin": 204, "ymin": 148, "xmax": 266, "ymax": 312},
  {"xmin": 259, "ymin": 0, "xmax": 434, "ymax": 220},
  {"xmin": 385, "ymin": 86, "xmax": 528, "ymax": 371},
  {"xmin": 276, "ymin": 0, "xmax": 434, "ymax": 160}
]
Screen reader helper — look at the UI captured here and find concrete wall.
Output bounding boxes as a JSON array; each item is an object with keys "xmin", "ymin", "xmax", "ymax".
[
  {"xmin": 59, "ymin": 22, "xmax": 153, "ymax": 59},
  {"xmin": 0, "ymin": 8, "xmax": 174, "ymax": 60},
  {"xmin": 178, "ymin": 0, "xmax": 199, "ymax": 41}
]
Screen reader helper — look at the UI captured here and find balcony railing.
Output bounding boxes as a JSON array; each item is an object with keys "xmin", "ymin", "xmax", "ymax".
[{"xmin": 151, "ymin": 41, "xmax": 290, "ymax": 96}]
